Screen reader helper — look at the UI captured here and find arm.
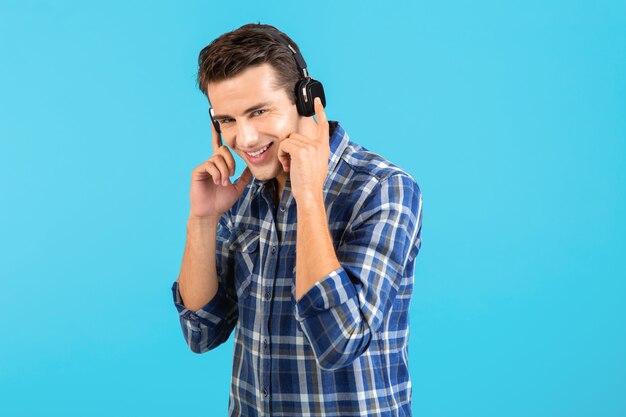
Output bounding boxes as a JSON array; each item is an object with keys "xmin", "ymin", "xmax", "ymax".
[
  {"xmin": 294, "ymin": 194, "xmax": 342, "ymax": 300},
  {"xmin": 294, "ymin": 173, "xmax": 423, "ymax": 370},
  {"xmin": 171, "ymin": 213, "xmax": 238, "ymax": 354},
  {"xmin": 171, "ymin": 117, "xmax": 252, "ymax": 354},
  {"xmin": 179, "ymin": 215, "xmax": 221, "ymax": 310}
]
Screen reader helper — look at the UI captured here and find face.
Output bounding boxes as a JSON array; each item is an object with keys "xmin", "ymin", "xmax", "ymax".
[{"xmin": 207, "ymin": 63, "xmax": 301, "ymax": 183}]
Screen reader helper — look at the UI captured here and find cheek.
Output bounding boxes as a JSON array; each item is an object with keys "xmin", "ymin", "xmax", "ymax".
[
  {"xmin": 262, "ymin": 107, "xmax": 299, "ymax": 135},
  {"xmin": 222, "ymin": 138, "xmax": 236, "ymax": 150},
  {"xmin": 262, "ymin": 115, "xmax": 291, "ymax": 135}
]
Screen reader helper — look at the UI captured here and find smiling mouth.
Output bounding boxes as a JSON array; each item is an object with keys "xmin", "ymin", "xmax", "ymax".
[{"xmin": 245, "ymin": 143, "xmax": 273, "ymax": 157}]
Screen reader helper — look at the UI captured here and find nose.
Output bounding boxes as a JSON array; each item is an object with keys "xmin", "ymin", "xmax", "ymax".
[{"xmin": 236, "ymin": 120, "xmax": 259, "ymax": 149}]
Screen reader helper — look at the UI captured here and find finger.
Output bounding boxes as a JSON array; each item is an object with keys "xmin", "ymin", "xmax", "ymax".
[
  {"xmin": 277, "ymin": 139, "xmax": 306, "ymax": 172},
  {"xmin": 277, "ymin": 141, "xmax": 292, "ymax": 172},
  {"xmin": 215, "ymin": 146, "xmax": 236, "ymax": 176},
  {"xmin": 191, "ymin": 161, "xmax": 212, "ymax": 181},
  {"xmin": 233, "ymin": 167, "xmax": 253, "ymax": 194},
  {"xmin": 210, "ymin": 116, "xmax": 223, "ymax": 153},
  {"xmin": 204, "ymin": 160, "xmax": 222, "ymax": 185},
  {"xmin": 284, "ymin": 133, "xmax": 311, "ymax": 146},
  {"xmin": 211, "ymin": 154, "xmax": 232, "ymax": 186},
  {"xmin": 314, "ymin": 97, "xmax": 329, "ymax": 140},
  {"xmin": 298, "ymin": 112, "xmax": 318, "ymax": 140}
]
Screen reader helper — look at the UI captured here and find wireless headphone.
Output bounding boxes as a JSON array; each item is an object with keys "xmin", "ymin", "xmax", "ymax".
[{"xmin": 209, "ymin": 29, "xmax": 326, "ymax": 134}]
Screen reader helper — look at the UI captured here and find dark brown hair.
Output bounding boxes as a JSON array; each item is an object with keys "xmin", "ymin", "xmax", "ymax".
[{"xmin": 197, "ymin": 23, "xmax": 302, "ymax": 104}]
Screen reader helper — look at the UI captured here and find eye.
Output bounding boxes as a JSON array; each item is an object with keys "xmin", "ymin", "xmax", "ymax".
[
  {"xmin": 218, "ymin": 118, "xmax": 234, "ymax": 125},
  {"xmin": 252, "ymin": 109, "xmax": 267, "ymax": 117}
]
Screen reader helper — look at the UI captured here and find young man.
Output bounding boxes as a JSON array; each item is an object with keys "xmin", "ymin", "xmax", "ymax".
[{"xmin": 171, "ymin": 23, "xmax": 423, "ymax": 417}]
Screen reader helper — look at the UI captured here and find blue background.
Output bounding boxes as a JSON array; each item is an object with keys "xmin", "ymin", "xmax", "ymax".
[{"xmin": 1, "ymin": 0, "xmax": 625, "ymax": 416}]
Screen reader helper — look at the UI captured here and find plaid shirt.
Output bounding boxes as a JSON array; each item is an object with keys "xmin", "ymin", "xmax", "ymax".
[{"xmin": 171, "ymin": 121, "xmax": 423, "ymax": 417}]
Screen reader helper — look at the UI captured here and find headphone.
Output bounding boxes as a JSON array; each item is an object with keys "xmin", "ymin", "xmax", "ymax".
[{"xmin": 209, "ymin": 29, "xmax": 326, "ymax": 135}]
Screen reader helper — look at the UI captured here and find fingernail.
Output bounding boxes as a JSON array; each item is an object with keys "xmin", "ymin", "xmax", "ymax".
[{"xmin": 222, "ymin": 180, "xmax": 228, "ymax": 186}]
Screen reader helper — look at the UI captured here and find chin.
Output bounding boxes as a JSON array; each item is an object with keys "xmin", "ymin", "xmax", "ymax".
[
  {"xmin": 247, "ymin": 162, "xmax": 281, "ymax": 180},
  {"xmin": 249, "ymin": 168, "xmax": 277, "ymax": 181}
]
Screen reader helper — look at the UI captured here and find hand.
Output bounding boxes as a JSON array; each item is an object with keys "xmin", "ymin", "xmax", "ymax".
[
  {"xmin": 189, "ymin": 120, "xmax": 253, "ymax": 219},
  {"xmin": 277, "ymin": 97, "xmax": 330, "ymax": 203}
]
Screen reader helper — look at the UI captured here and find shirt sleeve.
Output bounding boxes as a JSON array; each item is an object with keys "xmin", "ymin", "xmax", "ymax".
[
  {"xmin": 294, "ymin": 173, "xmax": 423, "ymax": 370},
  {"xmin": 171, "ymin": 212, "xmax": 238, "ymax": 354}
]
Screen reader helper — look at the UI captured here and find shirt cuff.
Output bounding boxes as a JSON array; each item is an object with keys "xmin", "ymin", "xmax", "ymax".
[
  {"xmin": 294, "ymin": 267, "xmax": 358, "ymax": 321},
  {"xmin": 171, "ymin": 280, "xmax": 236, "ymax": 327}
]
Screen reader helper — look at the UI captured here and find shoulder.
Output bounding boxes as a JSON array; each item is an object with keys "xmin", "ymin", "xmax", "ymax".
[
  {"xmin": 324, "ymin": 135, "xmax": 422, "ymax": 239},
  {"xmin": 332, "ymin": 138, "xmax": 420, "ymax": 197}
]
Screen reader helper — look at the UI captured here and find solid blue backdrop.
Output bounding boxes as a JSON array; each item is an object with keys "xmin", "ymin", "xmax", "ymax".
[{"xmin": 1, "ymin": 0, "xmax": 624, "ymax": 416}]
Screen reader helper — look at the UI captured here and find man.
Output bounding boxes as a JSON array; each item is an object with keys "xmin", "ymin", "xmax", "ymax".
[{"xmin": 171, "ymin": 23, "xmax": 423, "ymax": 417}]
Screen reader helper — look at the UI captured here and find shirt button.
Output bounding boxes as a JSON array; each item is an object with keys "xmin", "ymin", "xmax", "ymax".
[
  {"xmin": 262, "ymin": 387, "xmax": 268, "ymax": 397},
  {"xmin": 264, "ymin": 291, "xmax": 271, "ymax": 301},
  {"xmin": 271, "ymin": 246, "xmax": 276, "ymax": 254},
  {"xmin": 263, "ymin": 338, "xmax": 268, "ymax": 349},
  {"xmin": 279, "ymin": 205, "xmax": 286, "ymax": 212}
]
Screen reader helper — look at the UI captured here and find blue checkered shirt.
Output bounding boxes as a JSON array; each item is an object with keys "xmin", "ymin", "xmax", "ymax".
[{"xmin": 172, "ymin": 121, "xmax": 423, "ymax": 416}]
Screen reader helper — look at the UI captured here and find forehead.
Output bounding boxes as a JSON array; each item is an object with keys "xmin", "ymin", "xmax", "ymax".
[{"xmin": 207, "ymin": 63, "xmax": 289, "ymax": 114}]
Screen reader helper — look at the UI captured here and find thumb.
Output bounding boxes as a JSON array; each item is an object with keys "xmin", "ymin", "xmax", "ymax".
[{"xmin": 233, "ymin": 167, "xmax": 253, "ymax": 194}]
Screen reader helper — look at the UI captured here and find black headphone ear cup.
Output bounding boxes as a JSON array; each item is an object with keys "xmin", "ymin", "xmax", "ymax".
[
  {"xmin": 209, "ymin": 108, "xmax": 222, "ymax": 134},
  {"xmin": 295, "ymin": 78, "xmax": 326, "ymax": 117},
  {"xmin": 295, "ymin": 78, "xmax": 311, "ymax": 116},
  {"xmin": 212, "ymin": 119, "xmax": 222, "ymax": 134}
]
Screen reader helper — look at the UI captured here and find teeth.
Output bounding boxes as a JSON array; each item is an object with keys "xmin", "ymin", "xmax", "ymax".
[{"xmin": 247, "ymin": 144, "xmax": 270, "ymax": 157}]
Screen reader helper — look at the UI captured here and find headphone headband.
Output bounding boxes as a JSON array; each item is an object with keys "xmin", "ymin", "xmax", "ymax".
[
  {"xmin": 259, "ymin": 28, "xmax": 326, "ymax": 117},
  {"xmin": 263, "ymin": 30, "xmax": 309, "ymax": 78}
]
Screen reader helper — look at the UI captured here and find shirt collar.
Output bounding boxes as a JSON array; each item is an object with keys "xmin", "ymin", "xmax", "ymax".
[{"xmin": 250, "ymin": 120, "xmax": 349, "ymax": 195}]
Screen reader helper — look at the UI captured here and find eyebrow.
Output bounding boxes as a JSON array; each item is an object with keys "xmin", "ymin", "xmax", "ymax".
[{"xmin": 212, "ymin": 101, "xmax": 272, "ymax": 120}]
